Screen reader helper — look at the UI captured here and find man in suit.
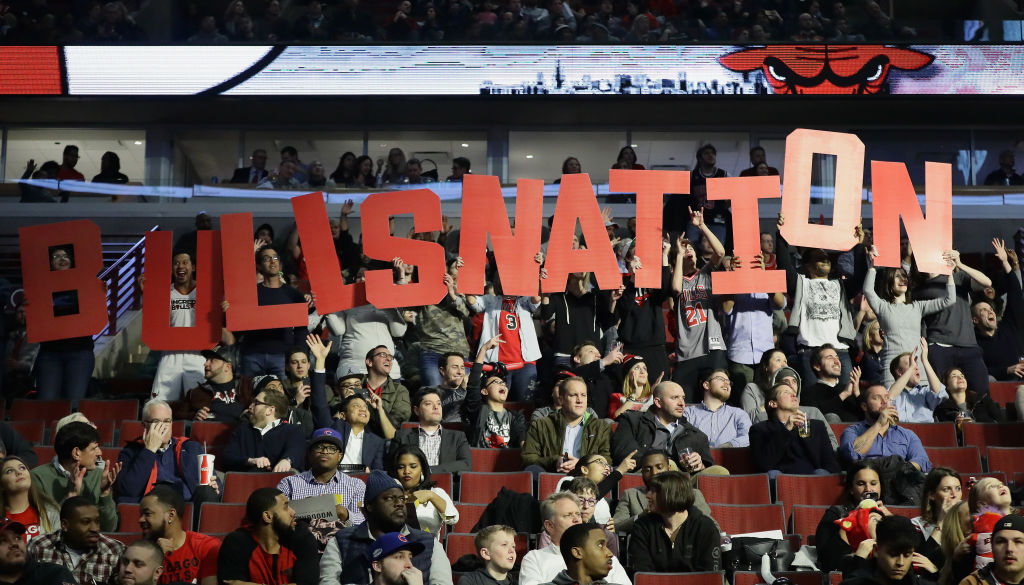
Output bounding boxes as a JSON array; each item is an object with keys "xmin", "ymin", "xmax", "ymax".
[
  {"xmin": 229, "ymin": 149, "xmax": 268, "ymax": 184},
  {"xmin": 389, "ymin": 388, "xmax": 472, "ymax": 474}
]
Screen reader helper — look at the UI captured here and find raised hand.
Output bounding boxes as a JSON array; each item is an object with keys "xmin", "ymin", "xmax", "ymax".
[
  {"xmin": 776, "ymin": 212, "xmax": 785, "ymax": 229},
  {"xmin": 993, "ymin": 238, "xmax": 1009, "ymax": 263},
  {"xmin": 689, "ymin": 206, "xmax": 704, "ymax": 227},
  {"xmin": 100, "ymin": 460, "xmax": 122, "ymax": 494},
  {"xmin": 341, "ymin": 199, "xmax": 355, "ymax": 216},
  {"xmin": 305, "ymin": 333, "xmax": 333, "ymax": 363}
]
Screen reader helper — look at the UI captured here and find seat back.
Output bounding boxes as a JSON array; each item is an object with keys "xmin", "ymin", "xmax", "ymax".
[
  {"xmin": 707, "ymin": 503, "xmax": 786, "ymax": 535},
  {"xmin": 469, "ymin": 448, "xmax": 523, "ymax": 472},
  {"xmin": 987, "ymin": 382, "xmax": 1020, "ymax": 404},
  {"xmin": 635, "ymin": 571, "xmax": 725, "ymax": 585},
  {"xmin": 51, "ymin": 419, "xmax": 116, "ymax": 446},
  {"xmin": 987, "ymin": 447, "xmax": 1024, "ymax": 476},
  {"xmin": 697, "ymin": 474, "xmax": 771, "ymax": 505},
  {"xmin": 538, "ymin": 473, "xmax": 568, "ymax": 500},
  {"xmin": 734, "ymin": 571, "xmax": 825, "ymax": 585},
  {"xmin": 791, "ymin": 504, "xmax": 830, "ymax": 544},
  {"xmin": 197, "ymin": 503, "xmax": 246, "ymax": 533},
  {"xmin": 223, "ymin": 472, "xmax": 292, "ymax": 503},
  {"xmin": 189, "ymin": 421, "xmax": 236, "ymax": 448},
  {"xmin": 709, "ymin": 447, "xmax": 755, "ymax": 474},
  {"xmin": 775, "ymin": 474, "xmax": 844, "ymax": 526},
  {"xmin": 926, "ymin": 447, "xmax": 983, "ymax": 473},
  {"xmin": 10, "ymin": 399, "xmax": 71, "ymax": 425},
  {"xmin": 900, "ymin": 423, "xmax": 957, "ymax": 447},
  {"xmin": 963, "ymin": 423, "xmax": 1024, "ymax": 448},
  {"xmin": 459, "ymin": 472, "xmax": 533, "ymax": 503},
  {"xmin": 79, "ymin": 399, "xmax": 140, "ymax": 423},
  {"xmin": 453, "ymin": 503, "xmax": 488, "ymax": 533},
  {"xmin": 9, "ymin": 420, "xmax": 45, "ymax": 444}
]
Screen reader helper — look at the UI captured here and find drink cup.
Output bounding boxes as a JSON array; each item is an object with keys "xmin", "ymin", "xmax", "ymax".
[
  {"xmin": 199, "ymin": 454, "xmax": 215, "ymax": 486},
  {"xmin": 798, "ymin": 420, "xmax": 811, "ymax": 438}
]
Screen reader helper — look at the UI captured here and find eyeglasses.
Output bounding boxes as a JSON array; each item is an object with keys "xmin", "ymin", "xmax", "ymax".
[
  {"xmin": 252, "ymin": 399, "xmax": 270, "ymax": 407},
  {"xmin": 311, "ymin": 444, "xmax": 340, "ymax": 454},
  {"xmin": 486, "ymin": 379, "xmax": 507, "ymax": 388},
  {"xmin": 261, "ymin": 255, "xmax": 280, "ymax": 263},
  {"xmin": 579, "ymin": 498, "xmax": 597, "ymax": 507},
  {"xmin": 709, "ymin": 376, "xmax": 731, "ymax": 384},
  {"xmin": 372, "ymin": 352, "xmax": 393, "ymax": 360}
]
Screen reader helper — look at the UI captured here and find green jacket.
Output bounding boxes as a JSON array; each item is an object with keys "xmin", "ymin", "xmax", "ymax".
[
  {"xmin": 31, "ymin": 460, "xmax": 118, "ymax": 532},
  {"xmin": 522, "ymin": 411, "xmax": 612, "ymax": 471}
]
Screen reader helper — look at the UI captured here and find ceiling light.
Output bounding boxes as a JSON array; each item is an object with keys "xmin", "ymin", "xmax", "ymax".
[
  {"xmin": 525, "ymin": 155, "xmax": 534, "ymax": 159},
  {"xmin": 134, "ymin": 140, "xmax": 143, "ymax": 145},
  {"xmin": 461, "ymin": 143, "xmax": 469, "ymax": 148}
]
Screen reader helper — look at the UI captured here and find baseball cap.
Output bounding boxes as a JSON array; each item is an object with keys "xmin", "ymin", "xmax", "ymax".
[
  {"xmin": 992, "ymin": 514, "xmax": 1024, "ymax": 540},
  {"xmin": 309, "ymin": 428, "xmax": 344, "ymax": 450},
  {"xmin": 337, "ymin": 365, "xmax": 363, "ymax": 382},
  {"xmin": 368, "ymin": 532, "xmax": 425, "ymax": 563},
  {"xmin": 253, "ymin": 374, "xmax": 282, "ymax": 393},
  {"xmin": 0, "ymin": 519, "xmax": 26, "ymax": 535},
  {"xmin": 201, "ymin": 345, "xmax": 232, "ymax": 364}
]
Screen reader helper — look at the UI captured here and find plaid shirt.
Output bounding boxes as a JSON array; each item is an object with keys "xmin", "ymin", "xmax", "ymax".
[
  {"xmin": 28, "ymin": 530, "xmax": 124, "ymax": 585},
  {"xmin": 418, "ymin": 426, "xmax": 443, "ymax": 466},
  {"xmin": 277, "ymin": 470, "xmax": 365, "ymax": 526}
]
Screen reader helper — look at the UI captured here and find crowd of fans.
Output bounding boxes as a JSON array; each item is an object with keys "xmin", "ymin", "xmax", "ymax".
[
  {"xmin": 3, "ymin": 136, "xmax": 1024, "ymax": 585},
  {"xmin": 1, "ymin": 0, "xmax": 963, "ymax": 44}
]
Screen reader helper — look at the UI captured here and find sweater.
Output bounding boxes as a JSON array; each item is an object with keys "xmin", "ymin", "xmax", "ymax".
[
  {"xmin": 31, "ymin": 459, "xmax": 118, "ymax": 532},
  {"xmin": 749, "ymin": 418, "xmax": 841, "ymax": 474},
  {"xmin": 628, "ymin": 508, "xmax": 721, "ymax": 573},
  {"xmin": 239, "ymin": 284, "xmax": 309, "ymax": 353},
  {"xmin": 327, "ymin": 304, "xmax": 407, "ymax": 381},
  {"xmin": 916, "ymin": 271, "xmax": 977, "ymax": 347},
  {"xmin": 540, "ymin": 289, "xmax": 615, "ymax": 357}
]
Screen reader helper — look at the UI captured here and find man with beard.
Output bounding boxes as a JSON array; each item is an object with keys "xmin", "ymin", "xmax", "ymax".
[
  {"xmin": 960, "ymin": 514, "xmax": 1024, "ymax": 585},
  {"xmin": 0, "ymin": 519, "xmax": 76, "ymax": 585},
  {"xmin": 27, "ymin": 496, "xmax": 124, "ymax": 585},
  {"xmin": 801, "ymin": 344, "xmax": 862, "ymax": 422},
  {"xmin": 217, "ymin": 488, "xmax": 318, "ymax": 585},
  {"xmin": 174, "ymin": 346, "xmax": 253, "ymax": 423},
  {"xmin": 319, "ymin": 470, "xmax": 451, "ymax": 585},
  {"xmin": 150, "ymin": 251, "xmax": 208, "ymax": 401},
  {"xmin": 369, "ymin": 532, "xmax": 426, "ymax": 585},
  {"xmin": 538, "ymin": 523, "xmax": 615, "ymax": 585},
  {"xmin": 683, "ymin": 368, "xmax": 752, "ymax": 448},
  {"xmin": 435, "ymin": 352, "xmax": 469, "ymax": 424},
  {"xmin": 839, "ymin": 384, "xmax": 931, "ymax": 473},
  {"xmin": 138, "ymin": 484, "xmax": 220, "ymax": 585},
  {"xmin": 111, "ymin": 539, "xmax": 165, "ymax": 585}
]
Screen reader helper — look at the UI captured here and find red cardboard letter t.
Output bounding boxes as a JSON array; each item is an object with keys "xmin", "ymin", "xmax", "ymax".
[
  {"xmin": 141, "ymin": 230, "xmax": 224, "ymax": 350},
  {"xmin": 361, "ymin": 189, "xmax": 446, "ymax": 309},
  {"xmin": 221, "ymin": 212, "xmax": 308, "ymax": 331},
  {"xmin": 543, "ymin": 174, "xmax": 621, "ymax": 293},
  {"xmin": 781, "ymin": 129, "xmax": 864, "ymax": 251},
  {"xmin": 19, "ymin": 220, "xmax": 108, "ymax": 343},
  {"xmin": 608, "ymin": 169, "xmax": 686, "ymax": 289},
  {"xmin": 707, "ymin": 175, "xmax": 787, "ymax": 294},
  {"xmin": 457, "ymin": 175, "xmax": 543, "ymax": 296},
  {"xmin": 871, "ymin": 161, "xmax": 952, "ymax": 275}
]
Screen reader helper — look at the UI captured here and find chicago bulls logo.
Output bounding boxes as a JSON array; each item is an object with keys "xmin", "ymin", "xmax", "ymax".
[{"xmin": 719, "ymin": 45, "xmax": 933, "ymax": 94}]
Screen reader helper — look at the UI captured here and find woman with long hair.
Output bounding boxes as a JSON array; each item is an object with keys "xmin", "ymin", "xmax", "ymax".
[
  {"xmin": 349, "ymin": 155, "xmax": 375, "ymax": 188},
  {"xmin": 329, "ymin": 152, "xmax": 356, "ymax": 185},
  {"xmin": 912, "ymin": 467, "xmax": 963, "ymax": 576},
  {"xmin": 740, "ymin": 348, "xmax": 788, "ymax": 422},
  {"xmin": 938, "ymin": 501, "xmax": 973, "ymax": 585},
  {"xmin": 610, "ymin": 356, "xmax": 653, "ymax": 419},
  {"xmin": 856, "ymin": 319, "xmax": 885, "ymax": 386},
  {"xmin": 0, "ymin": 456, "xmax": 58, "ymax": 540},
  {"xmin": 380, "ymin": 147, "xmax": 407, "ymax": 185},
  {"xmin": 816, "ymin": 461, "xmax": 893, "ymax": 573},
  {"xmin": 388, "ymin": 445, "xmax": 458, "ymax": 537},
  {"xmin": 934, "ymin": 367, "xmax": 1004, "ymax": 423}
]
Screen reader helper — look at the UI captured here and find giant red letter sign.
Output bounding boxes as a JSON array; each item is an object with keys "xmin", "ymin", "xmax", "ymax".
[
  {"xmin": 707, "ymin": 176, "xmax": 787, "ymax": 294},
  {"xmin": 19, "ymin": 220, "xmax": 108, "ymax": 343},
  {"xmin": 608, "ymin": 169, "xmax": 688, "ymax": 289},
  {"xmin": 458, "ymin": 175, "xmax": 543, "ymax": 296},
  {"xmin": 543, "ymin": 174, "xmax": 621, "ymax": 293},
  {"xmin": 220, "ymin": 213, "xmax": 308, "ymax": 331},
  {"xmin": 781, "ymin": 129, "xmax": 865, "ymax": 251},
  {"xmin": 141, "ymin": 230, "xmax": 224, "ymax": 350},
  {"xmin": 871, "ymin": 161, "xmax": 952, "ymax": 275},
  {"xmin": 361, "ymin": 189, "xmax": 446, "ymax": 309},
  {"xmin": 292, "ymin": 192, "xmax": 367, "ymax": 313}
]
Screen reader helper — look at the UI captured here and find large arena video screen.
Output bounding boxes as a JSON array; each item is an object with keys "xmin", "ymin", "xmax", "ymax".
[{"xmin": 3, "ymin": 44, "xmax": 1024, "ymax": 96}]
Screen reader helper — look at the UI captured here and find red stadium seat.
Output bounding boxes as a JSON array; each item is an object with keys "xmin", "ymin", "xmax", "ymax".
[
  {"xmin": 504, "ymin": 402, "xmax": 535, "ymax": 421},
  {"xmin": 986, "ymin": 447, "xmax": 1024, "ymax": 475},
  {"xmin": 539, "ymin": 473, "xmax": 568, "ymax": 500},
  {"xmin": 635, "ymin": 571, "xmax": 725, "ymax": 585},
  {"xmin": 78, "ymin": 399, "xmax": 139, "ymax": 423},
  {"xmin": 120, "ymin": 420, "xmax": 186, "ymax": 443},
  {"xmin": 189, "ymin": 421, "xmax": 237, "ymax": 448},
  {"xmin": 9, "ymin": 420, "xmax": 44, "ymax": 444},
  {"xmin": 1014, "ymin": 472, "xmax": 1024, "ymax": 488},
  {"xmin": 454, "ymin": 503, "xmax": 488, "ymax": 533},
  {"xmin": 734, "ymin": 571, "xmax": 826, "ymax": 585},
  {"xmin": 107, "ymin": 532, "xmax": 144, "ymax": 546},
  {"xmin": 710, "ymin": 447, "xmax": 755, "ymax": 474},
  {"xmin": 619, "ymin": 473, "xmax": 645, "ymax": 494},
  {"xmin": 433, "ymin": 473, "xmax": 453, "ymax": 496},
  {"xmin": 469, "ymin": 448, "xmax": 523, "ymax": 472},
  {"xmin": 32, "ymin": 445, "xmax": 55, "ymax": 464},
  {"xmin": 197, "ymin": 503, "xmax": 246, "ymax": 533},
  {"xmin": 118, "ymin": 503, "xmax": 193, "ymax": 532},
  {"xmin": 900, "ymin": 423, "xmax": 957, "ymax": 447},
  {"xmin": 963, "ymin": 423, "xmax": 1024, "ymax": 448},
  {"xmin": 10, "ymin": 399, "xmax": 71, "ymax": 425},
  {"xmin": 222, "ymin": 472, "xmax": 292, "ymax": 503},
  {"xmin": 926, "ymin": 447, "xmax": 983, "ymax": 473},
  {"xmin": 988, "ymin": 382, "xmax": 1020, "ymax": 404},
  {"xmin": 401, "ymin": 422, "xmax": 418, "ymax": 430},
  {"xmin": 708, "ymin": 503, "xmax": 786, "ymax": 535},
  {"xmin": 792, "ymin": 505, "xmax": 830, "ymax": 544},
  {"xmin": 829, "ymin": 424, "xmax": 852, "ymax": 442},
  {"xmin": 887, "ymin": 506, "xmax": 918, "ymax": 519},
  {"xmin": 829, "ymin": 572, "xmax": 843, "ymax": 585},
  {"xmin": 50, "ymin": 419, "xmax": 116, "ymax": 446},
  {"xmin": 459, "ymin": 472, "xmax": 532, "ymax": 503},
  {"xmin": 697, "ymin": 474, "xmax": 771, "ymax": 505},
  {"xmin": 775, "ymin": 474, "xmax": 844, "ymax": 526}
]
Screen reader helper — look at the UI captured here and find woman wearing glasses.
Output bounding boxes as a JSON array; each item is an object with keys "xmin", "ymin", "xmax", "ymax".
[{"xmin": 388, "ymin": 445, "xmax": 458, "ymax": 538}]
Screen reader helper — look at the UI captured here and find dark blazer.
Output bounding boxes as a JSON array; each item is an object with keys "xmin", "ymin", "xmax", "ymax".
[
  {"xmin": 310, "ymin": 370, "xmax": 385, "ymax": 470},
  {"xmin": 230, "ymin": 166, "xmax": 268, "ymax": 184},
  {"xmin": 389, "ymin": 426, "xmax": 472, "ymax": 474},
  {"xmin": 749, "ymin": 418, "xmax": 840, "ymax": 474},
  {"xmin": 221, "ymin": 421, "xmax": 307, "ymax": 472},
  {"xmin": 611, "ymin": 409, "xmax": 714, "ymax": 468}
]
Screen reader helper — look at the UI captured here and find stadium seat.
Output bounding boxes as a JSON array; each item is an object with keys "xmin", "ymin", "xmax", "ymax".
[
  {"xmin": 963, "ymin": 423, "xmax": 1024, "ymax": 448},
  {"xmin": 120, "ymin": 420, "xmax": 186, "ymax": 443},
  {"xmin": 222, "ymin": 472, "xmax": 292, "ymax": 503},
  {"xmin": 78, "ymin": 399, "xmax": 139, "ymax": 423},
  {"xmin": 433, "ymin": 473, "xmax": 453, "ymax": 496},
  {"xmin": 708, "ymin": 503, "xmax": 786, "ymax": 535},
  {"xmin": 10, "ymin": 399, "xmax": 71, "ymax": 425},
  {"xmin": 710, "ymin": 447, "xmax": 755, "ymax": 475},
  {"xmin": 697, "ymin": 474, "xmax": 771, "ymax": 505},
  {"xmin": 469, "ymin": 448, "xmax": 523, "ymax": 472},
  {"xmin": 504, "ymin": 402, "xmax": 535, "ymax": 421},
  {"xmin": 9, "ymin": 420, "xmax": 44, "ymax": 444},
  {"xmin": 829, "ymin": 572, "xmax": 843, "ymax": 585},
  {"xmin": 988, "ymin": 382, "xmax": 1020, "ymax": 404},
  {"xmin": 619, "ymin": 473, "xmax": 645, "ymax": 494},
  {"xmin": 635, "ymin": 571, "xmax": 725, "ymax": 585},
  {"xmin": 775, "ymin": 474, "xmax": 844, "ymax": 526},
  {"xmin": 32, "ymin": 445, "xmax": 55, "ymax": 464},
  {"xmin": 900, "ymin": 423, "xmax": 957, "ymax": 447},
  {"xmin": 791, "ymin": 505, "xmax": 830, "ymax": 545},
  {"xmin": 453, "ymin": 503, "xmax": 488, "ymax": 533},
  {"xmin": 986, "ymin": 447, "xmax": 1023, "ymax": 474},
  {"xmin": 459, "ymin": 472, "xmax": 532, "ymax": 503},
  {"xmin": 926, "ymin": 447, "xmax": 983, "ymax": 473},
  {"xmin": 401, "ymin": 422, "xmax": 418, "ymax": 430},
  {"xmin": 887, "ymin": 506, "xmax": 918, "ymax": 519},
  {"xmin": 1014, "ymin": 472, "xmax": 1024, "ymax": 488},
  {"xmin": 118, "ymin": 503, "xmax": 193, "ymax": 532},
  {"xmin": 735, "ymin": 571, "xmax": 826, "ymax": 585},
  {"xmin": 539, "ymin": 473, "xmax": 568, "ymax": 500},
  {"xmin": 197, "ymin": 503, "xmax": 246, "ymax": 533},
  {"xmin": 50, "ymin": 419, "xmax": 116, "ymax": 446},
  {"xmin": 107, "ymin": 533, "xmax": 143, "ymax": 546},
  {"xmin": 829, "ymin": 424, "xmax": 851, "ymax": 441},
  {"xmin": 446, "ymin": 532, "xmax": 529, "ymax": 566},
  {"xmin": 189, "ymin": 421, "xmax": 237, "ymax": 448}
]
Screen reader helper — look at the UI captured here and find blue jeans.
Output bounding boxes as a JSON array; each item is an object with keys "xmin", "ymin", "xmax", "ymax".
[
  {"xmin": 508, "ymin": 363, "xmax": 538, "ymax": 402},
  {"xmin": 419, "ymin": 351, "xmax": 443, "ymax": 388},
  {"xmin": 241, "ymin": 350, "xmax": 286, "ymax": 379},
  {"xmin": 35, "ymin": 348, "xmax": 94, "ymax": 401}
]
